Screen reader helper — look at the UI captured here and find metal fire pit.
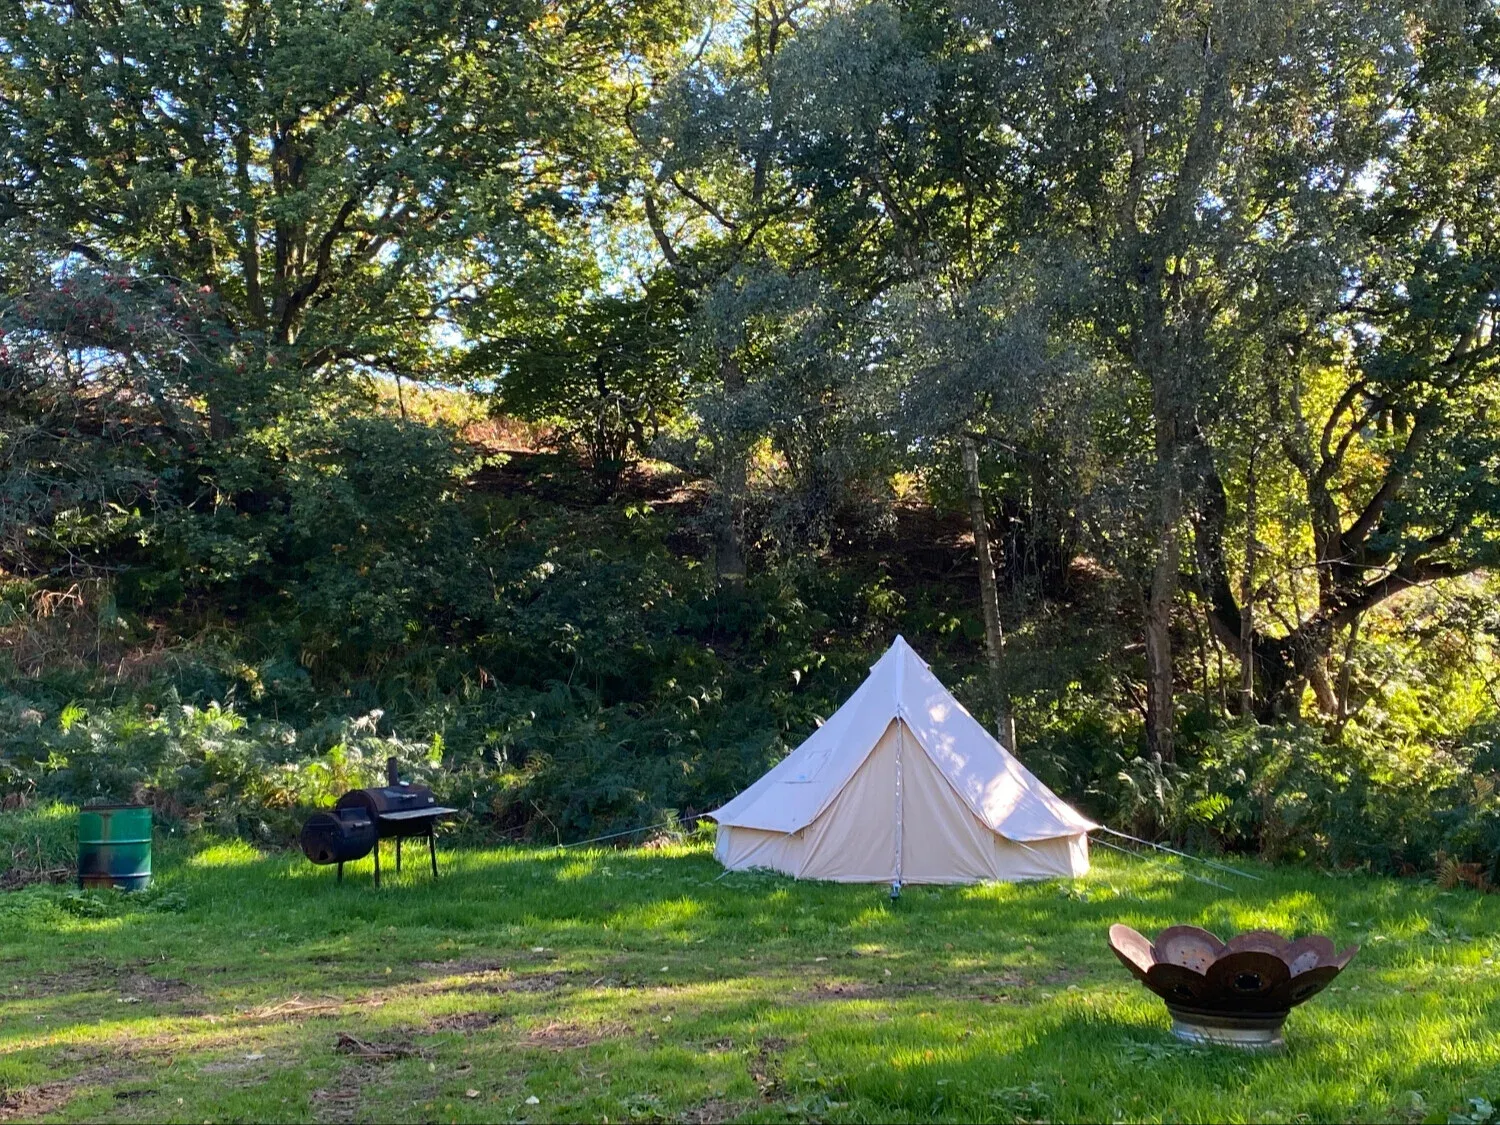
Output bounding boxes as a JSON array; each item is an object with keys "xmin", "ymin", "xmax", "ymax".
[
  {"xmin": 300, "ymin": 757, "xmax": 457, "ymax": 887},
  {"xmin": 1108, "ymin": 924, "xmax": 1359, "ymax": 1051}
]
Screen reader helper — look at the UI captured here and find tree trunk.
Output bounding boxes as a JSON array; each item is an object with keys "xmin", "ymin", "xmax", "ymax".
[
  {"xmin": 1144, "ymin": 455, "xmax": 1181, "ymax": 763},
  {"xmin": 1239, "ymin": 447, "xmax": 1257, "ymax": 717},
  {"xmin": 1252, "ymin": 641, "xmax": 1296, "ymax": 723},
  {"xmin": 715, "ymin": 352, "xmax": 747, "ymax": 583},
  {"xmin": 1337, "ymin": 616, "xmax": 1359, "ymax": 725},
  {"xmin": 961, "ymin": 437, "xmax": 1016, "ymax": 752},
  {"xmin": 1306, "ymin": 658, "xmax": 1339, "ymax": 715},
  {"xmin": 1193, "ymin": 593, "xmax": 1211, "ymax": 713},
  {"xmin": 1250, "ymin": 630, "xmax": 1335, "ymax": 722}
]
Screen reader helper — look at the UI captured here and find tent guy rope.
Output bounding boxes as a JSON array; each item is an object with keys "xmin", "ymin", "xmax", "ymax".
[
  {"xmin": 553, "ymin": 820, "xmax": 682, "ymax": 850},
  {"xmin": 1090, "ymin": 835, "xmax": 1233, "ymax": 892},
  {"xmin": 1097, "ymin": 826, "xmax": 1261, "ymax": 881}
]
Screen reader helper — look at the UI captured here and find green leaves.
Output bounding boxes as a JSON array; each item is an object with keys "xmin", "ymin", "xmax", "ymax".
[{"xmin": 1, "ymin": 0, "xmax": 693, "ymax": 387}]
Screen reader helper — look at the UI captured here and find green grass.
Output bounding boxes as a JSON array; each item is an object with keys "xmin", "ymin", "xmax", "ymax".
[{"xmin": 1, "ymin": 816, "xmax": 1498, "ymax": 1124}]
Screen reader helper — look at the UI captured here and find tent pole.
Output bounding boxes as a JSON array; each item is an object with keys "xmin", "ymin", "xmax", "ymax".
[
  {"xmin": 892, "ymin": 718, "xmax": 904, "ymax": 900},
  {"xmin": 893, "ymin": 641, "xmax": 906, "ymax": 898}
]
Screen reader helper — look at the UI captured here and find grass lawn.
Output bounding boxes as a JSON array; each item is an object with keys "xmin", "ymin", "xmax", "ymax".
[{"xmin": 1, "ymin": 807, "xmax": 1498, "ymax": 1124}]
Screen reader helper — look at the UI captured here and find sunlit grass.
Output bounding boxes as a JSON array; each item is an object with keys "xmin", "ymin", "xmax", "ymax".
[{"xmin": 1, "ymin": 828, "xmax": 1497, "ymax": 1123}]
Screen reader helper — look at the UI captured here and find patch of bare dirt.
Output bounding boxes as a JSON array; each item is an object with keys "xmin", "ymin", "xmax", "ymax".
[
  {"xmin": 54, "ymin": 1045, "xmax": 118, "ymax": 1066},
  {"xmin": 804, "ymin": 976, "xmax": 1013, "ymax": 1001},
  {"xmin": 955, "ymin": 970, "xmax": 1031, "ymax": 1001},
  {"xmin": 749, "ymin": 1037, "xmax": 786, "ymax": 1100},
  {"xmin": 110, "ymin": 1086, "xmax": 159, "ymax": 1102},
  {"xmin": 17, "ymin": 964, "xmax": 200, "ymax": 1004},
  {"xmin": 807, "ymin": 981, "xmax": 879, "ymax": 1000},
  {"xmin": 0, "ymin": 1082, "xmax": 75, "ymax": 1122},
  {"xmin": 310, "ymin": 1063, "xmax": 388, "ymax": 1125},
  {"xmin": 197, "ymin": 1051, "xmax": 283, "ymax": 1076},
  {"xmin": 334, "ymin": 1032, "xmax": 422, "ymax": 1062},
  {"xmin": 118, "ymin": 973, "xmax": 195, "ymax": 1002},
  {"xmin": 0, "ymin": 1062, "xmax": 139, "ymax": 1123},
  {"xmin": 423, "ymin": 1011, "xmax": 501, "ymax": 1033},
  {"xmin": 460, "ymin": 970, "xmax": 573, "ymax": 995},
  {"xmin": 522, "ymin": 1021, "xmax": 629, "ymax": 1050},
  {"xmin": 76, "ymin": 1026, "xmax": 287, "ymax": 1063},
  {"xmin": 679, "ymin": 1097, "xmax": 752, "ymax": 1124},
  {"xmin": 414, "ymin": 959, "xmax": 507, "ymax": 975},
  {"xmin": 14, "ymin": 965, "xmax": 114, "ymax": 997}
]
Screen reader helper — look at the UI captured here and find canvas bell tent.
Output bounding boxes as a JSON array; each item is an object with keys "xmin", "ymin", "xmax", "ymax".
[{"xmin": 709, "ymin": 636, "xmax": 1096, "ymax": 884}]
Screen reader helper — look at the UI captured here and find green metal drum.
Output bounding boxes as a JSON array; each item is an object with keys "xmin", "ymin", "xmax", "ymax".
[{"xmin": 77, "ymin": 804, "xmax": 152, "ymax": 891}]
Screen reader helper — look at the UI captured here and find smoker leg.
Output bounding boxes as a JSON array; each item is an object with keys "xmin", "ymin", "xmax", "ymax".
[
  {"xmin": 396, "ymin": 836, "xmax": 402, "ymax": 874},
  {"xmin": 429, "ymin": 829, "xmax": 438, "ymax": 878},
  {"xmin": 337, "ymin": 862, "xmax": 344, "ymax": 883},
  {"xmin": 374, "ymin": 840, "xmax": 381, "ymax": 888}
]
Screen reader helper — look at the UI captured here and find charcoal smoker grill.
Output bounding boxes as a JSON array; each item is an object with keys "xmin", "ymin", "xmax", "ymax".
[{"xmin": 299, "ymin": 758, "xmax": 457, "ymax": 886}]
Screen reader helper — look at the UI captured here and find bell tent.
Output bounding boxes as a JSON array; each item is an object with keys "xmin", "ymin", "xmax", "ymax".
[{"xmin": 709, "ymin": 636, "xmax": 1096, "ymax": 885}]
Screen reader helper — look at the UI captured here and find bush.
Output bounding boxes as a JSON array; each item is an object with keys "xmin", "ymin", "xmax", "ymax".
[
  {"xmin": 0, "ymin": 693, "xmax": 439, "ymax": 843},
  {"xmin": 1072, "ymin": 715, "xmax": 1500, "ymax": 879}
]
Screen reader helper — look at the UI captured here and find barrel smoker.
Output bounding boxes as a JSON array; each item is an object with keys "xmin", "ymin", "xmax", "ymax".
[{"xmin": 299, "ymin": 757, "xmax": 456, "ymax": 886}]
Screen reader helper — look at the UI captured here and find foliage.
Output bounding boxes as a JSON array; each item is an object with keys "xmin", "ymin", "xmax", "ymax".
[
  {"xmin": 0, "ymin": 257, "xmax": 228, "ymax": 577},
  {"xmin": 0, "ymin": 0, "xmax": 694, "ymax": 392},
  {"xmin": 480, "ymin": 276, "xmax": 691, "ymax": 496},
  {"xmin": 0, "ymin": 692, "xmax": 436, "ymax": 841}
]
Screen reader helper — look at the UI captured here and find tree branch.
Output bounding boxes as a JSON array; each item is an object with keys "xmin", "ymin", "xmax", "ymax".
[{"xmin": 1341, "ymin": 406, "xmax": 1437, "ymax": 551}]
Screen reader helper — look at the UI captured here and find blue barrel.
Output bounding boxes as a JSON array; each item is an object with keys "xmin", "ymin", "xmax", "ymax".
[{"xmin": 77, "ymin": 804, "xmax": 152, "ymax": 891}]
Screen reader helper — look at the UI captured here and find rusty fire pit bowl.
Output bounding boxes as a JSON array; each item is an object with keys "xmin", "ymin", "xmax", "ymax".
[{"xmin": 1108, "ymin": 924, "xmax": 1359, "ymax": 1051}]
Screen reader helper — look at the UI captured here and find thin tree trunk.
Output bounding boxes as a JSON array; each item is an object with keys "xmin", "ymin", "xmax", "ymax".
[
  {"xmin": 1215, "ymin": 631, "xmax": 1227, "ymax": 712},
  {"xmin": 1194, "ymin": 592, "xmax": 1211, "ymax": 713},
  {"xmin": 1307, "ymin": 658, "xmax": 1339, "ymax": 715},
  {"xmin": 1144, "ymin": 457, "xmax": 1181, "ymax": 764},
  {"xmin": 1337, "ymin": 616, "xmax": 1359, "ymax": 725},
  {"xmin": 715, "ymin": 353, "xmax": 747, "ymax": 583},
  {"xmin": 961, "ymin": 436, "xmax": 1016, "ymax": 752},
  {"xmin": 1239, "ymin": 447, "xmax": 1257, "ymax": 717}
]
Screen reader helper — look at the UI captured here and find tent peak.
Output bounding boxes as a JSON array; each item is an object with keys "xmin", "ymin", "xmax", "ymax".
[{"xmin": 873, "ymin": 634, "xmax": 927, "ymax": 671}]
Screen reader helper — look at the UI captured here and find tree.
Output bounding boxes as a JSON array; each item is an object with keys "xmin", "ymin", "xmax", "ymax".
[
  {"xmin": 0, "ymin": 0, "xmax": 692, "ymax": 432},
  {"xmin": 0, "ymin": 254, "xmax": 224, "ymax": 577},
  {"xmin": 728, "ymin": 0, "xmax": 1486, "ymax": 754},
  {"xmin": 484, "ymin": 277, "xmax": 690, "ymax": 497},
  {"xmin": 620, "ymin": 0, "xmax": 823, "ymax": 578},
  {"xmin": 902, "ymin": 0, "xmax": 1442, "ymax": 757},
  {"xmin": 962, "ymin": 436, "xmax": 1016, "ymax": 750},
  {"xmin": 1191, "ymin": 5, "xmax": 1500, "ymax": 715}
]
